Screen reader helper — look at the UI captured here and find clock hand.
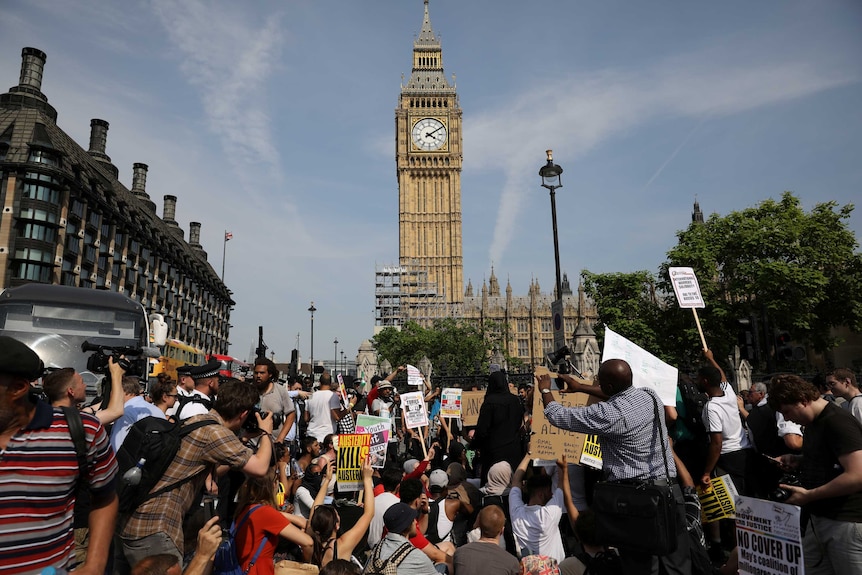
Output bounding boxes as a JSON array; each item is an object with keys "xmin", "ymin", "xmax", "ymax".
[{"xmin": 425, "ymin": 126, "xmax": 444, "ymax": 137}]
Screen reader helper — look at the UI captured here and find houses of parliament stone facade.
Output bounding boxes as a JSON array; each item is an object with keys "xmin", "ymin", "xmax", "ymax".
[{"xmin": 375, "ymin": 1, "xmax": 599, "ymax": 373}]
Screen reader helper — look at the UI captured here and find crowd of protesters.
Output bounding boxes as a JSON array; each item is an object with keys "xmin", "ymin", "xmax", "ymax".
[{"xmin": 1, "ymin": 333, "xmax": 861, "ymax": 575}]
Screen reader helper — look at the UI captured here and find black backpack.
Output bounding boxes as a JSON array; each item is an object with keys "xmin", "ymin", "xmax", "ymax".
[
  {"xmin": 116, "ymin": 416, "xmax": 218, "ymax": 514},
  {"xmin": 678, "ymin": 380, "xmax": 709, "ymax": 440}
]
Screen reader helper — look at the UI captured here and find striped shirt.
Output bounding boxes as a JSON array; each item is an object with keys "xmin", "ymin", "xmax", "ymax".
[
  {"xmin": 544, "ymin": 386, "xmax": 676, "ymax": 482},
  {"xmin": 120, "ymin": 411, "xmax": 252, "ymax": 553},
  {"xmin": 0, "ymin": 400, "xmax": 117, "ymax": 574}
]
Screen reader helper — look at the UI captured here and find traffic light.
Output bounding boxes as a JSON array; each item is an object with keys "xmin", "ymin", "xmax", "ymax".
[
  {"xmin": 775, "ymin": 331, "xmax": 793, "ymax": 361},
  {"xmin": 736, "ymin": 317, "xmax": 759, "ymax": 363}
]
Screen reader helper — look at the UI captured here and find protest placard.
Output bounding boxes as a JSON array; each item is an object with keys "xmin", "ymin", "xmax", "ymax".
[
  {"xmin": 401, "ymin": 391, "xmax": 429, "ymax": 429},
  {"xmin": 461, "ymin": 391, "xmax": 485, "ymax": 426},
  {"xmin": 734, "ymin": 496, "xmax": 804, "ymax": 575},
  {"xmin": 336, "ymin": 433, "xmax": 371, "ymax": 491},
  {"xmin": 698, "ymin": 475, "xmax": 739, "ymax": 523},
  {"xmin": 579, "ymin": 434, "xmax": 603, "ymax": 469},
  {"xmin": 530, "ymin": 379, "xmax": 597, "ymax": 463},
  {"xmin": 407, "ymin": 364, "xmax": 424, "ymax": 387},
  {"xmin": 355, "ymin": 414, "xmax": 389, "ymax": 468},
  {"xmin": 602, "ymin": 326, "xmax": 678, "ymax": 406},
  {"xmin": 441, "ymin": 388, "xmax": 462, "ymax": 418},
  {"xmin": 668, "ymin": 267, "xmax": 705, "ymax": 309}
]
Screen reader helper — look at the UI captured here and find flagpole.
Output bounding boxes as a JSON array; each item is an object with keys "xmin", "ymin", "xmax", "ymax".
[{"xmin": 221, "ymin": 230, "xmax": 227, "ymax": 282}]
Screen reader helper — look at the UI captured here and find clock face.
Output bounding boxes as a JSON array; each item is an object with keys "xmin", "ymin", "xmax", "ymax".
[{"xmin": 411, "ymin": 118, "xmax": 447, "ymax": 151}]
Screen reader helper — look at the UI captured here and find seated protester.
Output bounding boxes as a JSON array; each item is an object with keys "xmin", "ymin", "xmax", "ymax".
[
  {"xmin": 307, "ymin": 458, "xmax": 374, "ymax": 569},
  {"xmin": 467, "ymin": 461, "xmax": 516, "ymax": 554},
  {"xmin": 558, "ymin": 510, "xmax": 620, "ymax": 575},
  {"xmin": 368, "ymin": 466, "xmax": 405, "ymax": 547},
  {"xmin": 366, "ymin": 503, "xmax": 438, "ymax": 575},
  {"xmin": 295, "ymin": 458, "xmax": 327, "ymax": 519},
  {"xmin": 233, "ymin": 468, "xmax": 313, "ymax": 575},
  {"xmin": 453, "ymin": 506, "xmax": 520, "ymax": 575},
  {"xmin": 399, "ymin": 477, "xmax": 455, "ymax": 570},
  {"xmin": 426, "ymin": 466, "xmax": 475, "ymax": 548},
  {"xmin": 508, "ymin": 450, "xmax": 565, "ymax": 563}
]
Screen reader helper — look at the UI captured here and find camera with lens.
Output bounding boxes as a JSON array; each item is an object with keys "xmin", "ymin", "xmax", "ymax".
[
  {"xmin": 243, "ymin": 404, "xmax": 271, "ymax": 432},
  {"xmin": 769, "ymin": 474, "xmax": 802, "ymax": 502},
  {"xmin": 81, "ymin": 341, "xmax": 146, "ymax": 377}
]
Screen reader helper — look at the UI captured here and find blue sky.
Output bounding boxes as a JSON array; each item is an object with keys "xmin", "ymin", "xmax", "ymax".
[{"xmin": 1, "ymin": 0, "xmax": 860, "ymax": 366}]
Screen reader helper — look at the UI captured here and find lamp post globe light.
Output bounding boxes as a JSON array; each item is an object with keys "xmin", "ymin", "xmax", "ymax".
[
  {"xmin": 308, "ymin": 302, "xmax": 316, "ymax": 377},
  {"xmin": 334, "ymin": 338, "xmax": 339, "ymax": 374},
  {"xmin": 539, "ymin": 149, "xmax": 564, "ymax": 301},
  {"xmin": 341, "ymin": 350, "xmax": 346, "ymax": 374}
]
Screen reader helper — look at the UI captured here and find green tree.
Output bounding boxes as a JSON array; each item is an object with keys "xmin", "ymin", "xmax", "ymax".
[
  {"xmin": 371, "ymin": 318, "xmax": 491, "ymax": 377},
  {"xmin": 580, "ymin": 270, "xmax": 669, "ymax": 362},
  {"xmin": 659, "ymin": 192, "xmax": 862, "ymax": 364}
]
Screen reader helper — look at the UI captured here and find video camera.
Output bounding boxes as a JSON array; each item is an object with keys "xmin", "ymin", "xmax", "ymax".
[
  {"xmin": 81, "ymin": 340, "xmax": 148, "ymax": 378},
  {"xmin": 545, "ymin": 345, "xmax": 583, "ymax": 378},
  {"xmin": 242, "ymin": 404, "xmax": 272, "ymax": 432}
]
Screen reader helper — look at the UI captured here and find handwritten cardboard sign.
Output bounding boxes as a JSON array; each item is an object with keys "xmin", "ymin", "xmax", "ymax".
[
  {"xmin": 460, "ymin": 391, "xmax": 485, "ymax": 426},
  {"xmin": 530, "ymin": 376, "xmax": 598, "ymax": 463}
]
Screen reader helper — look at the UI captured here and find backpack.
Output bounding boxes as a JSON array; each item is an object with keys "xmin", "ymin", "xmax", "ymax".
[
  {"xmin": 678, "ymin": 380, "xmax": 708, "ymax": 440},
  {"xmin": 213, "ymin": 505, "xmax": 267, "ymax": 575},
  {"xmin": 116, "ymin": 416, "xmax": 218, "ymax": 514},
  {"xmin": 577, "ymin": 550, "xmax": 623, "ymax": 575},
  {"xmin": 61, "ymin": 406, "xmax": 88, "ymax": 481},
  {"xmin": 174, "ymin": 394, "xmax": 213, "ymax": 420},
  {"xmin": 363, "ymin": 541, "xmax": 415, "ymax": 575}
]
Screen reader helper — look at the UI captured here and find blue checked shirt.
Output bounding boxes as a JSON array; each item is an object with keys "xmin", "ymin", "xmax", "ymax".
[{"xmin": 544, "ymin": 385, "xmax": 676, "ymax": 482}]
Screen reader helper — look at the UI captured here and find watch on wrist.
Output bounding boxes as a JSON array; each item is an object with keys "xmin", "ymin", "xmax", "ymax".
[{"xmin": 541, "ymin": 388, "xmax": 553, "ymax": 394}]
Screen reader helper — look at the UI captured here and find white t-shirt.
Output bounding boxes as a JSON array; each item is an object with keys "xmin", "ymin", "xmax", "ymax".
[
  {"xmin": 843, "ymin": 396, "xmax": 862, "ymax": 426},
  {"xmin": 703, "ymin": 383, "xmax": 752, "ymax": 453},
  {"xmin": 508, "ymin": 486, "xmax": 566, "ymax": 563},
  {"xmin": 175, "ymin": 389, "xmax": 212, "ymax": 421},
  {"xmin": 757, "ymin": 396, "xmax": 804, "ymax": 438},
  {"xmin": 306, "ymin": 389, "xmax": 339, "ymax": 442},
  {"xmin": 368, "ymin": 491, "xmax": 400, "ymax": 547}
]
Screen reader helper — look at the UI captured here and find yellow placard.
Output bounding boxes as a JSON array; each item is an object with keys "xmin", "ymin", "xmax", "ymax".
[
  {"xmin": 336, "ymin": 434, "xmax": 371, "ymax": 492},
  {"xmin": 698, "ymin": 474, "xmax": 739, "ymax": 523},
  {"xmin": 579, "ymin": 434, "xmax": 603, "ymax": 469}
]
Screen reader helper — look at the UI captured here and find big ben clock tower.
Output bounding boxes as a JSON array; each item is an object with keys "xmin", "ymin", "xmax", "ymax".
[{"xmin": 396, "ymin": 0, "xmax": 464, "ymax": 306}]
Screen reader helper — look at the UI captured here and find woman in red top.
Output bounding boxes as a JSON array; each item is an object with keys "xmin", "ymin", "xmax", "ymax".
[{"xmin": 234, "ymin": 468, "xmax": 314, "ymax": 575}]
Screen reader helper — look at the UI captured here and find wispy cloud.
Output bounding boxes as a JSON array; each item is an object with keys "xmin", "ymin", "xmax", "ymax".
[
  {"xmin": 150, "ymin": 0, "xmax": 285, "ymax": 193},
  {"xmin": 468, "ymin": 49, "xmax": 859, "ymax": 269},
  {"xmin": 642, "ymin": 118, "xmax": 706, "ymax": 192}
]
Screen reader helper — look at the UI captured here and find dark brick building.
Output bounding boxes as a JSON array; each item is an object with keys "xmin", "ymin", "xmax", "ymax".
[{"xmin": 0, "ymin": 47, "xmax": 233, "ymax": 353}]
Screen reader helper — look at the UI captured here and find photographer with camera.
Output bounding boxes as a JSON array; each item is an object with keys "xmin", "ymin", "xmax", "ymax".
[
  {"xmin": 253, "ymin": 358, "xmax": 296, "ymax": 445},
  {"xmin": 44, "ymin": 356, "xmax": 126, "ymax": 426},
  {"xmin": 767, "ymin": 374, "xmax": 862, "ymax": 574}
]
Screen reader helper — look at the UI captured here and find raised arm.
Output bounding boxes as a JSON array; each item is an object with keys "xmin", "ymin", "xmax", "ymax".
[
  {"xmin": 305, "ymin": 460, "xmax": 333, "ymax": 528},
  {"xmin": 556, "ymin": 456, "xmax": 578, "ymax": 530},
  {"xmin": 703, "ymin": 348, "xmax": 727, "ymax": 383},
  {"xmin": 557, "ymin": 373, "xmax": 608, "ymax": 401},
  {"xmin": 511, "ymin": 448, "xmax": 531, "ymax": 488},
  {"xmin": 337, "ymin": 458, "xmax": 375, "ymax": 557},
  {"xmin": 94, "ymin": 358, "xmax": 126, "ymax": 424}
]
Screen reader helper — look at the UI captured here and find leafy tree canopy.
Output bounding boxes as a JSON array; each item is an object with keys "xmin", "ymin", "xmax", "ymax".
[{"xmin": 372, "ymin": 318, "xmax": 513, "ymax": 378}]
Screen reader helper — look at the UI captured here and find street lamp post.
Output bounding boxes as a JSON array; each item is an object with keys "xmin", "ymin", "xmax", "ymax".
[
  {"xmin": 341, "ymin": 350, "xmax": 346, "ymax": 375},
  {"xmin": 308, "ymin": 302, "xmax": 316, "ymax": 376},
  {"xmin": 539, "ymin": 149, "xmax": 564, "ymax": 300},
  {"xmin": 334, "ymin": 338, "xmax": 339, "ymax": 374}
]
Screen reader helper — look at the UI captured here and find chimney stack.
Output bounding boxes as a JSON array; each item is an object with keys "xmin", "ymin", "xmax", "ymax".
[
  {"xmin": 88, "ymin": 119, "xmax": 109, "ymax": 157},
  {"xmin": 189, "ymin": 222, "xmax": 202, "ymax": 247},
  {"xmin": 17, "ymin": 47, "xmax": 47, "ymax": 95},
  {"xmin": 163, "ymin": 195, "xmax": 178, "ymax": 224},
  {"xmin": 130, "ymin": 163, "xmax": 156, "ymax": 213},
  {"xmin": 164, "ymin": 195, "xmax": 185, "ymax": 238},
  {"xmin": 4, "ymin": 48, "xmax": 57, "ymax": 121},
  {"xmin": 87, "ymin": 119, "xmax": 117, "ymax": 177}
]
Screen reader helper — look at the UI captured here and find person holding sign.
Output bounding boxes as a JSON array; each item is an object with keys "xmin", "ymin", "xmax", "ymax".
[
  {"xmin": 539, "ymin": 359, "xmax": 691, "ymax": 574},
  {"xmin": 471, "ymin": 371, "xmax": 525, "ymax": 485}
]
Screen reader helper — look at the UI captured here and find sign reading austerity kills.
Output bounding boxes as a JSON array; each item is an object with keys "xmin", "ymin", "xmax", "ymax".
[{"xmin": 336, "ymin": 433, "xmax": 371, "ymax": 492}]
